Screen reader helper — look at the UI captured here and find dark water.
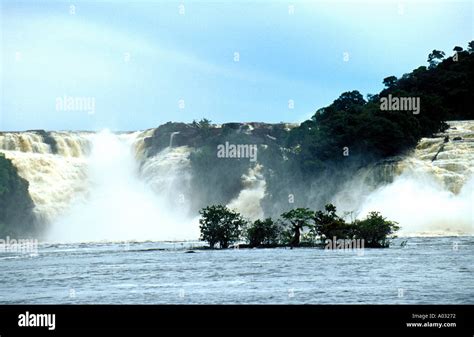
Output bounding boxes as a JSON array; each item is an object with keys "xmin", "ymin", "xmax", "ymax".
[{"xmin": 0, "ymin": 237, "xmax": 472, "ymax": 304}]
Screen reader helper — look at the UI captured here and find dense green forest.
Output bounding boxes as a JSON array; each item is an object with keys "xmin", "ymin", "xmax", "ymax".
[{"xmin": 290, "ymin": 43, "xmax": 474, "ymax": 170}]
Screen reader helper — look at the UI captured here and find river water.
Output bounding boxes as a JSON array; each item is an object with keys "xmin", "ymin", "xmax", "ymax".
[{"xmin": 0, "ymin": 236, "xmax": 472, "ymax": 304}]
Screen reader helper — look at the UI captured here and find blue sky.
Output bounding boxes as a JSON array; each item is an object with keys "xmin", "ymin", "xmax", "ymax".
[{"xmin": 1, "ymin": 0, "xmax": 472, "ymax": 131}]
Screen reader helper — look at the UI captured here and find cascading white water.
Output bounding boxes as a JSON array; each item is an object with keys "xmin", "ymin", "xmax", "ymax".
[
  {"xmin": 169, "ymin": 131, "xmax": 180, "ymax": 148},
  {"xmin": 139, "ymin": 146, "xmax": 192, "ymax": 209},
  {"xmin": 335, "ymin": 121, "xmax": 474, "ymax": 236},
  {"xmin": 0, "ymin": 132, "xmax": 91, "ymax": 223},
  {"xmin": 46, "ymin": 130, "xmax": 199, "ymax": 242},
  {"xmin": 227, "ymin": 164, "xmax": 266, "ymax": 220},
  {"xmin": 0, "ymin": 133, "xmax": 50, "ymax": 153}
]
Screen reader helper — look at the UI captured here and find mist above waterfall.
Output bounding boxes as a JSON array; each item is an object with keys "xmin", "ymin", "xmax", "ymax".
[
  {"xmin": 356, "ymin": 173, "xmax": 473, "ymax": 236},
  {"xmin": 46, "ymin": 130, "xmax": 198, "ymax": 243},
  {"xmin": 333, "ymin": 121, "xmax": 474, "ymax": 236},
  {"xmin": 227, "ymin": 164, "xmax": 266, "ymax": 220}
]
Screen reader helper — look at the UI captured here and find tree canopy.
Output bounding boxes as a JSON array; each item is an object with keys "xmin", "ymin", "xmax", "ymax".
[{"xmin": 198, "ymin": 205, "xmax": 245, "ymax": 248}]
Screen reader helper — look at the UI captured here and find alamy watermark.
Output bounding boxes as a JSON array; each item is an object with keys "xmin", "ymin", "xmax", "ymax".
[
  {"xmin": 18, "ymin": 311, "xmax": 55, "ymax": 331},
  {"xmin": 56, "ymin": 95, "xmax": 96, "ymax": 115},
  {"xmin": 0, "ymin": 236, "xmax": 38, "ymax": 254},
  {"xmin": 324, "ymin": 237, "xmax": 364, "ymax": 255},
  {"xmin": 380, "ymin": 94, "xmax": 420, "ymax": 114},
  {"xmin": 217, "ymin": 142, "xmax": 257, "ymax": 162}
]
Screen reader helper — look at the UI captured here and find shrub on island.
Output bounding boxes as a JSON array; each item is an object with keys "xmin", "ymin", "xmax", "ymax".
[{"xmin": 245, "ymin": 218, "xmax": 279, "ymax": 248}]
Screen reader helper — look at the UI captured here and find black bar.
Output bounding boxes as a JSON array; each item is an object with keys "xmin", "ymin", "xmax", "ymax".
[{"xmin": 0, "ymin": 305, "xmax": 472, "ymax": 335}]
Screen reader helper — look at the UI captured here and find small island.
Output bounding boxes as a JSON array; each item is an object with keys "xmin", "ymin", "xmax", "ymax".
[{"xmin": 198, "ymin": 203, "xmax": 399, "ymax": 249}]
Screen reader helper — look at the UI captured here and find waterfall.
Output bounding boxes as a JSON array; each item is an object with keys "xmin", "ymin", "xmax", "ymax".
[
  {"xmin": 0, "ymin": 131, "xmax": 92, "ymax": 223},
  {"xmin": 46, "ymin": 130, "xmax": 198, "ymax": 242},
  {"xmin": 0, "ymin": 133, "xmax": 50, "ymax": 153},
  {"xmin": 169, "ymin": 131, "xmax": 180, "ymax": 148},
  {"xmin": 139, "ymin": 146, "xmax": 192, "ymax": 209},
  {"xmin": 335, "ymin": 121, "xmax": 474, "ymax": 236},
  {"xmin": 0, "ymin": 130, "xmax": 198, "ymax": 242},
  {"xmin": 1, "ymin": 120, "xmax": 472, "ymax": 241},
  {"xmin": 227, "ymin": 164, "xmax": 266, "ymax": 220}
]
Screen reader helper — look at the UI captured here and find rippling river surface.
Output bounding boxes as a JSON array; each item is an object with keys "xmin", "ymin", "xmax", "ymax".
[{"xmin": 1, "ymin": 237, "xmax": 473, "ymax": 304}]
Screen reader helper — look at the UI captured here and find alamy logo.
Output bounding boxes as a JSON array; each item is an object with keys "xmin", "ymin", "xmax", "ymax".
[
  {"xmin": 0, "ymin": 236, "xmax": 38, "ymax": 254},
  {"xmin": 56, "ymin": 95, "xmax": 95, "ymax": 115},
  {"xmin": 380, "ymin": 94, "xmax": 420, "ymax": 114},
  {"xmin": 18, "ymin": 311, "xmax": 55, "ymax": 330},
  {"xmin": 217, "ymin": 142, "xmax": 257, "ymax": 162},
  {"xmin": 325, "ymin": 237, "xmax": 364, "ymax": 255}
]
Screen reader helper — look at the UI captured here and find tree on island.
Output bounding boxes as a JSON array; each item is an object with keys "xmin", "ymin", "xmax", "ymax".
[
  {"xmin": 245, "ymin": 218, "xmax": 279, "ymax": 248},
  {"xmin": 199, "ymin": 205, "xmax": 245, "ymax": 248},
  {"xmin": 314, "ymin": 204, "xmax": 353, "ymax": 242},
  {"xmin": 353, "ymin": 212, "xmax": 400, "ymax": 248},
  {"xmin": 280, "ymin": 208, "xmax": 315, "ymax": 247},
  {"xmin": 313, "ymin": 204, "xmax": 400, "ymax": 248}
]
